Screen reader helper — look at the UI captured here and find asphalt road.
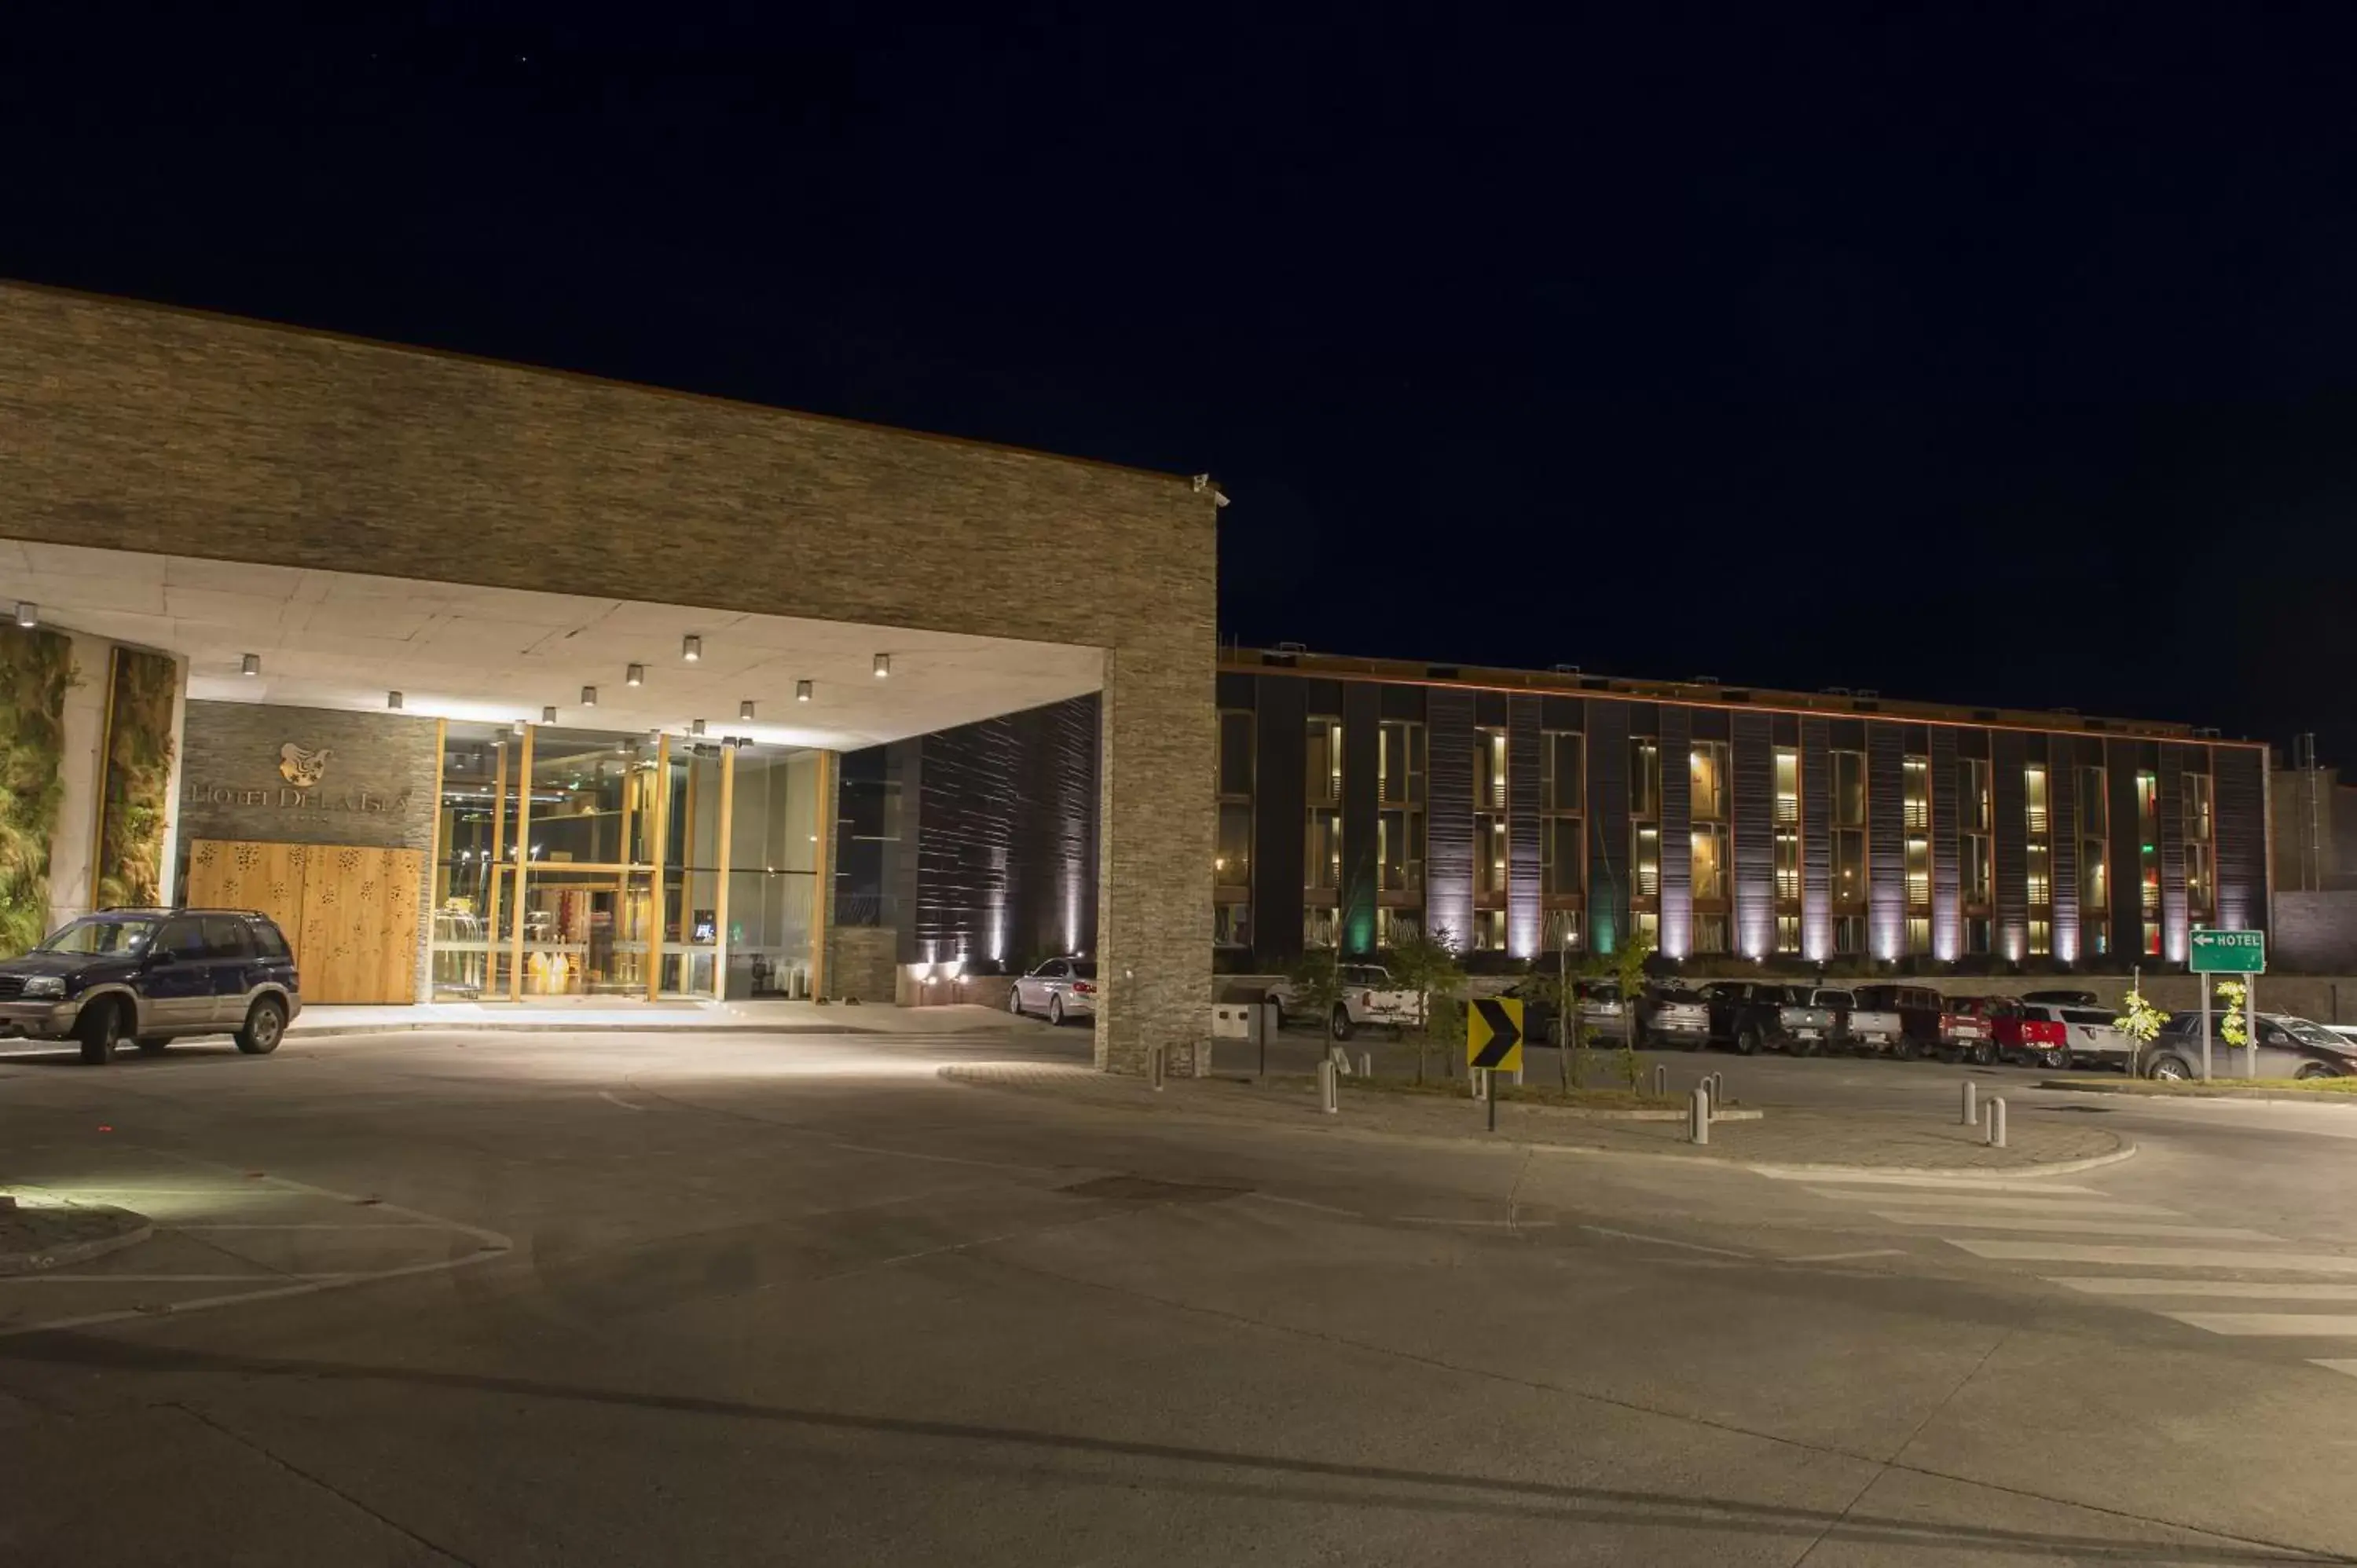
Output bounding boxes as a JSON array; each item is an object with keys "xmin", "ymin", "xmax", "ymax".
[{"xmin": 3, "ymin": 1020, "xmax": 2355, "ymax": 1565}]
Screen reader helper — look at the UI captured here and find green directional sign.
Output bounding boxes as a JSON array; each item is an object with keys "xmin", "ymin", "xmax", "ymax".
[{"xmin": 2189, "ymin": 929, "xmax": 2266, "ymax": 975}]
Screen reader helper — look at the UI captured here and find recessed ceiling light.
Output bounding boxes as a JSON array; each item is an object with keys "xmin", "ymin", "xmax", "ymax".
[
  {"xmin": 626, "ymin": 664, "xmax": 645, "ymax": 687},
  {"xmin": 795, "ymin": 680, "xmax": 812, "ymax": 702},
  {"xmin": 581, "ymin": 685, "xmax": 598, "ymax": 707},
  {"xmin": 739, "ymin": 699, "xmax": 755, "ymax": 720},
  {"xmin": 387, "ymin": 691, "xmax": 403, "ymax": 710},
  {"xmin": 13, "ymin": 603, "xmax": 35, "ymax": 629},
  {"xmin": 682, "ymin": 635, "xmax": 702, "ymax": 662},
  {"xmin": 241, "ymin": 653, "xmax": 260, "ymax": 676},
  {"xmin": 873, "ymin": 653, "xmax": 890, "ymax": 679}
]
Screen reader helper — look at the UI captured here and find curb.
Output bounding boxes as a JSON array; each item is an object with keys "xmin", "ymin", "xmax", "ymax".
[
  {"xmin": 1739, "ymin": 1141, "xmax": 2141, "ymax": 1181},
  {"xmin": 0, "ymin": 1211, "xmax": 156, "ymax": 1277},
  {"xmin": 2036, "ymin": 1079, "xmax": 2357, "ymax": 1109},
  {"xmin": 290, "ymin": 1022, "xmax": 888, "ymax": 1039}
]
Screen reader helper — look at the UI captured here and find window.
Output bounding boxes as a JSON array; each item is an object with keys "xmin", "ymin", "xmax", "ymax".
[
  {"xmin": 2027, "ymin": 918, "xmax": 2051, "ymax": 957},
  {"xmin": 1542, "ymin": 909, "xmax": 1583, "ymax": 953},
  {"xmin": 1775, "ymin": 914, "xmax": 1800, "ymax": 954},
  {"xmin": 1773, "ymin": 746, "xmax": 1799, "ymax": 826},
  {"xmin": 1904, "ymin": 835, "xmax": 1930, "ymax": 908},
  {"xmin": 1690, "ymin": 825, "xmax": 1725, "ymax": 900},
  {"xmin": 1377, "ymin": 720, "xmax": 1425, "ymax": 806},
  {"xmin": 1376, "ymin": 907, "xmax": 1421, "ymax": 949},
  {"xmin": 1835, "ymin": 750, "xmax": 1867, "ymax": 829},
  {"xmin": 1305, "ymin": 808, "xmax": 1341, "ymax": 894},
  {"xmin": 1541, "ymin": 816, "xmax": 1582, "ymax": 896},
  {"xmin": 1472, "ymin": 908, "xmax": 1507, "ymax": 951},
  {"xmin": 1630, "ymin": 741, "xmax": 1661, "ymax": 817},
  {"xmin": 155, "ymin": 916, "xmax": 203, "ymax": 959},
  {"xmin": 1835, "ymin": 830, "xmax": 1866, "ymax": 904},
  {"xmin": 1215, "ymin": 803, "xmax": 1252, "ymax": 888},
  {"xmin": 2026, "ymin": 841, "xmax": 2051, "ymax": 907},
  {"xmin": 1377, "ymin": 810, "xmax": 1424, "ymax": 893},
  {"xmin": 1692, "ymin": 912, "xmax": 1730, "ymax": 954},
  {"xmin": 1691, "ymin": 742, "xmax": 1729, "ymax": 820},
  {"xmin": 2184, "ymin": 771, "xmax": 2212, "ymax": 843},
  {"xmin": 1905, "ymin": 914, "xmax": 1931, "ymax": 955},
  {"xmin": 1961, "ymin": 758, "xmax": 1991, "ymax": 833},
  {"xmin": 1774, "ymin": 826, "xmax": 1800, "ymax": 903},
  {"xmin": 2082, "ymin": 845, "xmax": 2107, "ymax": 910},
  {"xmin": 251, "ymin": 921, "xmax": 291, "ymax": 960},
  {"xmin": 200, "ymin": 915, "xmax": 254, "ymax": 960},
  {"xmin": 1305, "ymin": 716, "xmax": 1343, "ymax": 806},
  {"xmin": 1219, "ymin": 711, "xmax": 1254, "ymax": 799},
  {"xmin": 2077, "ymin": 766, "xmax": 2106, "ymax": 836},
  {"xmin": 1962, "ymin": 832, "xmax": 1992, "ymax": 904},
  {"xmin": 2089, "ymin": 925, "xmax": 2109, "ymax": 958},
  {"xmin": 1475, "ymin": 815, "xmax": 1508, "ymax": 897},
  {"xmin": 1303, "ymin": 907, "xmax": 1339, "ymax": 951},
  {"xmin": 1633, "ymin": 826, "xmax": 1662, "ymax": 896},
  {"xmin": 1901, "ymin": 755, "xmax": 1930, "ymax": 831},
  {"xmin": 2187, "ymin": 841, "xmax": 2214, "ymax": 912},
  {"xmin": 2136, "ymin": 771, "xmax": 2159, "ymax": 919},
  {"xmin": 1540, "ymin": 731, "xmax": 1582, "ymax": 812},
  {"xmin": 1634, "ymin": 910, "xmax": 1660, "ymax": 943},
  {"xmin": 1213, "ymin": 903, "xmax": 1251, "ymax": 949},
  {"xmin": 1475, "ymin": 728, "xmax": 1507, "ymax": 811},
  {"xmin": 1833, "ymin": 914, "xmax": 1864, "ymax": 955},
  {"xmin": 1966, "ymin": 916, "xmax": 1992, "ymax": 956},
  {"xmin": 2025, "ymin": 765, "xmax": 2050, "ymax": 837}
]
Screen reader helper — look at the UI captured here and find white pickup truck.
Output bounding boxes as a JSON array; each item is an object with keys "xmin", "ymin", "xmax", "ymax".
[
  {"xmin": 1814, "ymin": 988, "xmax": 1903, "ymax": 1054},
  {"xmin": 1268, "ymin": 964, "xmax": 1421, "ymax": 1040}
]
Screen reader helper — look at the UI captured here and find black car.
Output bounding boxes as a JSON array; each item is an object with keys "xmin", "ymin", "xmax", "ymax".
[{"xmin": 0, "ymin": 908, "xmax": 302, "ymax": 1064}]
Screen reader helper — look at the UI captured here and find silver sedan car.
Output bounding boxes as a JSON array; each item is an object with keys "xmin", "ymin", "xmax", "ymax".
[{"xmin": 1009, "ymin": 957, "xmax": 1098, "ymax": 1025}]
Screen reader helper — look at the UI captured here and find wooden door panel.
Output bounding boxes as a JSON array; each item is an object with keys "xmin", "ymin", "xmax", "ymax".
[{"xmin": 185, "ymin": 839, "xmax": 420, "ymax": 1005}]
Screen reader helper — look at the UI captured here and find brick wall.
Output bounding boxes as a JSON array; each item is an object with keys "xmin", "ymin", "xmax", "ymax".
[{"xmin": 0, "ymin": 284, "xmax": 1215, "ymax": 1070}]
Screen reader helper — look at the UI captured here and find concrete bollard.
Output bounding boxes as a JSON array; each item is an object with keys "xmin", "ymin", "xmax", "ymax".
[
  {"xmin": 1150, "ymin": 1044, "xmax": 1166, "ymax": 1092},
  {"xmin": 1989, "ymin": 1097, "xmax": 2007, "ymax": 1149},
  {"xmin": 1472, "ymin": 1067, "xmax": 1490, "ymax": 1102},
  {"xmin": 1358, "ymin": 1050, "xmax": 1373, "ymax": 1079},
  {"xmin": 1318, "ymin": 1059, "xmax": 1339, "ymax": 1115},
  {"xmin": 1960, "ymin": 1079, "xmax": 1978, "ymax": 1127},
  {"xmin": 1690, "ymin": 1086, "xmax": 1710, "ymax": 1145},
  {"xmin": 1708, "ymin": 1072, "xmax": 1725, "ymax": 1105},
  {"xmin": 1653, "ymin": 1064, "xmax": 1669, "ymax": 1097}
]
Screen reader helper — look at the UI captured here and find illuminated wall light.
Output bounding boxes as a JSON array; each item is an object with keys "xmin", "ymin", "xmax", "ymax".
[
  {"xmin": 682, "ymin": 635, "xmax": 702, "ymax": 662},
  {"xmin": 240, "ymin": 653, "xmax": 261, "ymax": 676},
  {"xmin": 739, "ymin": 699, "xmax": 756, "ymax": 721},
  {"xmin": 13, "ymin": 602, "xmax": 35, "ymax": 628},
  {"xmin": 581, "ymin": 685, "xmax": 598, "ymax": 707},
  {"xmin": 873, "ymin": 653, "xmax": 891, "ymax": 679},
  {"xmin": 795, "ymin": 679, "xmax": 812, "ymax": 702},
  {"xmin": 386, "ymin": 691, "xmax": 403, "ymax": 710},
  {"xmin": 626, "ymin": 664, "xmax": 645, "ymax": 687},
  {"xmin": 690, "ymin": 718, "xmax": 707, "ymax": 736},
  {"xmin": 541, "ymin": 705, "xmax": 558, "ymax": 724},
  {"xmin": 511, "ymin": 719, "xmax": 526, "ymax": 736}
]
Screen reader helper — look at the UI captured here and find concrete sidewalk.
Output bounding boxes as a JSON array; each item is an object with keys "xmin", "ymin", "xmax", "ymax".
[
  {"xmin": 940, "ymin": 1062, "xmax": 2135, "ymax": 1174},
  {"xmin": 290, "ymin": 999, "xmax": 1030, "ymax": 1038}
]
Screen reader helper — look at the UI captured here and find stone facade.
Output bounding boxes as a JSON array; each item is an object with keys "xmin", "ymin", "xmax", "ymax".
[
  {"xmin": 0, "ymin": 283, "xmax": 1215, "ymax": 1070},
  {"xmin": 825, "ymin": 925, "xmax": 898, "ymax": 1006}
]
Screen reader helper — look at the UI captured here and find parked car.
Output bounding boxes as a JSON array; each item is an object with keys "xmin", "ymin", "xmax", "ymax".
[
  {"xmin": 1936, "ymin": 995, "xmax": 2004, "ymax": 1065},
  {"xmin": 1269, "ymin": 964, "xmax": 1419, "ymax": 1040},
  {"xmin": 1010, "ymin": 956, "xmax": 1098, "ymax": 1025},
  {"xmin": 1845, "ymin": 984, "xmax": 1981, "ymax": 1061},
  {"xmin": 2021, "ymin": 989, "xmax": 2101, "ymax": 1008},
  {"xmin": 1501, "ymin": 978, "xmax": 1629, "ymax": 1047},
  {"xmin": 2143, "ymin": 1012, "xmax": 2357, "ymax": 1081},
  {"xmin": 1989, "ymin": 1000, "xmax": 2077, "ymax": 1069},
  {"xmin": 2050, "ymin": 1005, "xmax": 2137, "ymax": 1071},
  {"xmin": 1814, "ymin": 987, "xmax": 1901, "ymax": 1053},
  {"xmin": 1702, "ymin": 981, "xmax": 1835, "ymax": 1055},
  {"xmin": 0, "ymin": 907, "xmax": 300, "ymax": 1064},
  {"xmin": 1633, "ymin": 985, "xmax": 1713, "ymax": 1050}
]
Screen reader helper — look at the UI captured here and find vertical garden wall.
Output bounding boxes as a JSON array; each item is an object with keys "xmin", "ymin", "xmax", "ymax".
[
  {"xmin": 0, "ymin": 625, "xmax": 73, "ymax": 956},
  {"xmin": 93, "ymin": 647, "xmax": 178, "ymax": 911}
]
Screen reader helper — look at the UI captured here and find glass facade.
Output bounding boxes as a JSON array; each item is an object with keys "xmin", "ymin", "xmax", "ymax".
[{"xmin": 431, "ymin": 723, "xmax": 821, "ymax": 1002}]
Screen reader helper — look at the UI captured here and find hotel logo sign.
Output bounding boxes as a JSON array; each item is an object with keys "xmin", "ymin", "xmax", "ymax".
[{"xmin": 181, "ymin": 741, "xmax": 412, "ymax": 815}]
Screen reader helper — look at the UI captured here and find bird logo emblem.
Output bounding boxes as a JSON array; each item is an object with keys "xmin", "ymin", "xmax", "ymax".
[{"xmin": 279, "ymin": 742, "xmax": 332, "ymax": 788}]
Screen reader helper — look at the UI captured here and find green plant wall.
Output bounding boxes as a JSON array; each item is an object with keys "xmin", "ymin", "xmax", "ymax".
[
  {"xmin": 0, "ymin": 625, "xmax": 74, "ymax": 956},
  {"xmin": 94, "ymin": 648, "xmax": 178, "ymax": 911}
]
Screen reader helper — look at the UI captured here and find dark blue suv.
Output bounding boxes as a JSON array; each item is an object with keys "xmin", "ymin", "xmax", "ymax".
[{"xmin": 0, "ymin": 908, "xmax": 302, "ymax": 1064}]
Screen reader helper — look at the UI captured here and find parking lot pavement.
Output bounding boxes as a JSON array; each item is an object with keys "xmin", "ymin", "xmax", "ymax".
[
  {"xmin": 0, "ymin": 1140, "xmax": 508, "ymax": 1339},
  {"xmin": 5, "ymin": 1024, "xmax": 2357, "ymax": 1563}
]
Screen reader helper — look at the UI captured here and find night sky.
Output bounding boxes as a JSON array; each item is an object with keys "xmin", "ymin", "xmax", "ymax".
[{"xmin": 9, "ymin": 9, "xmax": 2355, "ymax": 758}]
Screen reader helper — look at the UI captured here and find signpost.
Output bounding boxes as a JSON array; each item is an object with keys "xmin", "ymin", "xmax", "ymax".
[
  {"xmin": 2189, "ymin": 930, "xmax": 2266, "ymax": 1082},
  {"xmin": 1468, "ymin": 998, "xmax": 1523, "ymax": 1132}
]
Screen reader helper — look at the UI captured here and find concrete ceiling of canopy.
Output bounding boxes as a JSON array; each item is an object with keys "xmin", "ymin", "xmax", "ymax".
[{"xmin": 0, "ymin": 540, "xmax": 1104, "ymax": 749}]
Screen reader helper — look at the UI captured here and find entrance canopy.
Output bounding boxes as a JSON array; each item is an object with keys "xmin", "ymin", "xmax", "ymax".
[{"xmin": 5, "ymin": 540, "xmax": 1105, "ymax": 749}]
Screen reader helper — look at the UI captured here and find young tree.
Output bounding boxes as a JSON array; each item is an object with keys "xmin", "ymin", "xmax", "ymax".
[
  {"xmin": 1589, "ymin": 925, "xmax": 1658, "ymax": 1090},
  {"xmin": 1387, "ymin": 924, "xmax": 1464, "ymax": 1085},
  {"xmin": 2113, "ymin": 974, "xmax": 2168, "ymax": 1079}
]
